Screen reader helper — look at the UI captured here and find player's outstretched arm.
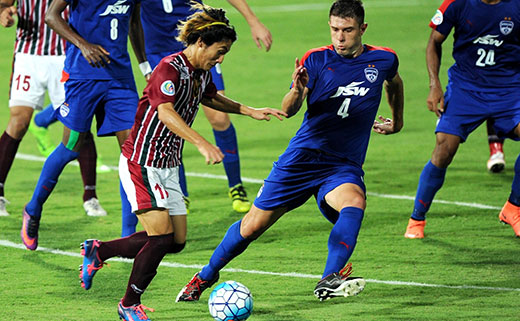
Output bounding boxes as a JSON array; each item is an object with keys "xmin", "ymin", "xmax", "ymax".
[
  {"xmin": 157, "ymin": 102, "xmax": 224, "ymax": 165},
  {"xmin": 46, "ymin": 0, "xmax": 110, "ymax": 68},
  {"xmin": 0, "ymin": 1, "xmax": 16, "ymax": 28},
  {"xmin": 227, "ymin": 0, "xmax": 272, "ymax": 51},
  {"xmin": 201, "ymin": 94, "xmax": 287, "ymax": 121},
  {"xmin": 373, "ymin": 72, "xmax": 404, "ymax": 135},
  {"xmin": 281, "ymin": 57, "xmax": 309, "ymax": 118},
  {"xmin": 426, "ymin": 29, "xmax": 447, "ymax": 117},
  {"xmin": 129, "ymin": 3, "xmax": 150, "ymax": 80}
]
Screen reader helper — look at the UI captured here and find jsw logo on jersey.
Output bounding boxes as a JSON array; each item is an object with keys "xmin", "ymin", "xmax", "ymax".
[
  {"xmin": 100, "ymin": 0, "xmax": 130, "ymax": 16},
  {"xmin": 473, "ymin": 35, "xmax": 503, "ymax": 47},
  {"xmin": 330, "ymin": 81, "xmax": 370, "ymax": 98}
]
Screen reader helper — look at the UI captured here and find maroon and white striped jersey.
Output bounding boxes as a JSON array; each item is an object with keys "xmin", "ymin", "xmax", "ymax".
[
  {"xmin": 122, "ymin": 52, "xmax": 217, "ymax": 168},
  {"xmin": 13, "ymin": 0, "xmax": 68, "ymax": 56}
]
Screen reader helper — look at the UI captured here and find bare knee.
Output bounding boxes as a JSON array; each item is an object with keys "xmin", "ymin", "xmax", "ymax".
[
  {"xmin": 431, "ymin": 133, "xmax": 461, "ymax": 168},
  {"xmin": 240, "ymin": 208, "xmax": 284, "ymax": 240},
  {"xmin": 6, "ymin": 108, "xmax": 33, "ymax": 139}
]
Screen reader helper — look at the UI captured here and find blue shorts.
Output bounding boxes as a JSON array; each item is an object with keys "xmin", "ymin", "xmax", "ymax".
[
  {"xmin": 254, "ymin": 148, "xmax": 365, "ymax": 223},
  {"xmin": 148, "ymin": 51, "xmax": 225, "ymax": 91},
  {"xmin": 436, "ymin": 82, "xmax": 520, "ymax": 142},
  {"xmin": 58, "ymin": 79, "xmax": 138, "ymax": 136}
]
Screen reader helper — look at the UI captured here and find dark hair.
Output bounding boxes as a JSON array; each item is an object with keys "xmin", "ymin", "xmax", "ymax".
[
  {"xmin": 177, "ymin": 1, "xmax": 237, "ymax": 46},
  {"xmin": 329, "ymin": 0, "xmax": 365, "ymax": 25}
]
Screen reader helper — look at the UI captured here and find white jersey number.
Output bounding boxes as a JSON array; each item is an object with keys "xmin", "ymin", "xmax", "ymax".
[
  {"xmin": 337, "ymin": 98, "xmax": 351, "ymax": 119},
  {"xmin": 476, "ymin": 48, "xmax": 496, "ymax": 67},
  {"xmin": 162, "ymin": 0, "xmax": 173, "ymax": 13},
  {"xmin": 110, "ymin": 18, "xmax": 118, "ymax": 40}
]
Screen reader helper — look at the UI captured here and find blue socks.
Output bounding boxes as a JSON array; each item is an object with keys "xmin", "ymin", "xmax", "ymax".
[
  {"xmin": 26, "ymin": 143, "xmax": 79, "ymax": 218},
  {"xmin": 121, "ymin": 181, "xmax": 137, "ymax": 237},
  {"xmin": 508, "ymin": 154, "xmax": 520, "ymax": 206},
  {"xmin": 322, "ymin": 207, "xmax": 364, "ymax": 278},
  {"xmin": 34, "ymin": 104, "xmax": 58, "ymax": 128},
  {"xmin": 213, "ymin": 124, "xmax": 241, "ymax": 187},
  {"xmin": 411, "ymin": 161, "xmax": 446, "ymax": 221},
  {"xmin": 200, "ymin": 220, "xmax": 252, "ymax": 281}
]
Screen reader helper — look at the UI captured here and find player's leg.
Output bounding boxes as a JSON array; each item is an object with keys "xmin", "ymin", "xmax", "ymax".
[
  {"xmin": 486, "ymin": 119, "xmax": 505, "ymax": 173},
  {"xmin": 313, "ymin": 166, "xmax": 367, "ymax": 301},
  {"xmin": 104, "ymin": 79, "xmax": 139, "ymax": 237},
  {"xmin": 29, "ymin": 103, "xmax": 56, "ymax": 157},
  {"xmin": 1, "ymin": 53, "xmax": 47, "ymax": 216},
  {"xmin": 176, "ymin": 205, "xmax": 286, "ymax": 302},
  {"xmin": 78, "ymin": 131, "xmax": 107, "ymax": 216},
  {"xmin": 404, "ymin": 132, "xmax": 460, "ymax": 239},
  {"xmin": 203, "ymin": 65, "xmax": 251, "ymax": 213},
  {"xmin": 202, "ymin": 105, "xmax": 251, "ymax": 213},
  {"xmin": 22, "ymin": 127, "xmax": 87, "ymax": 250},
  {"xmin": 497, "ymin": 100, "xmax": 520, "ymax": 236},
  {"xmin": 0, "ymin": 106, "xmax": 33, "ymax": 216},
  {"xmin": 34, "ymin": 103, "xmax": 58, "ymax": 128}
]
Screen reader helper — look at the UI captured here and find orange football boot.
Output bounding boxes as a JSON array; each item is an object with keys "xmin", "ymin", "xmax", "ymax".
[
  {"xmin": 404, "ymin": 218, "xmax": 426, "ymax": 239},
  {"xmin": 499, "ymin": 201, "xmax": 520, "ymax": 237}
]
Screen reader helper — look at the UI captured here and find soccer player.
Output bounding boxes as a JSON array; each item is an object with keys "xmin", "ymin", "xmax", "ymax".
[
  {"xmin": 77, "ymin": 4, "xmax": 285, "ymax": 320},
  {"xmin": 176, "ymin": 0, "xmax": 404, "ymax": 302},
  {"xmin": 20, "ymin": 0, "xmax": 146, "ymax": 250},
  {"xmin": 404, "ymin": 0, "xmax": 520, "ymax": 239},
  {"xmin": 0, "ymin": 0, "xmax": 106, "ymax": 217},
  {"xmin": 137, "ymin": 0, "xmax": 272, "ymax": 218}
]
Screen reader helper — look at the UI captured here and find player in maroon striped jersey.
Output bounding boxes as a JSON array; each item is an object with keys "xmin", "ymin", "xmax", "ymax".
[
  {"xmin": 0, "ymin": 0, "xmax": 105, "ymax": 217},
  {"xmin": 78, "ymin": 3, "xmax": 286, "ymax": 317}
]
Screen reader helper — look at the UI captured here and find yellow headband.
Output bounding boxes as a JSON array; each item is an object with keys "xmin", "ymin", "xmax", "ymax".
[{"xmin": 196, "ymin": 21, "xmax": 228, "ymax": 30}]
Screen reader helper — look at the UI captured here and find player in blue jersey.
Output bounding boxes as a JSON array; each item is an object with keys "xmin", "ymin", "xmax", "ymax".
[
  {"xmin": 20, "ymin": 0, "xmax": 147, "ymax": 251},
  {"xmin": 176, "ymin": 0, "xmax": 404, "ymax": 302},
  {"xmin": 136, "ymin": 0, "xmax": 272, "ymax": 218},
  {"xmin": 404, "ymin": 0, "xmax": 520, "ymax": 239}
]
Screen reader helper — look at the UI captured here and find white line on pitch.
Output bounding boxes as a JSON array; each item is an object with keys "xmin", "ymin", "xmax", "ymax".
[
  {"xmin": 15, "ymin": 153, "xmax": 502, "ymax": 211},
  {"xmin": 1, "ymin": 239, "xmax": 518, "ymax": 293}
]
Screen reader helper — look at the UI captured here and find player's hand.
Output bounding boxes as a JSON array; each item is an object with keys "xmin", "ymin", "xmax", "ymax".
[
  {"xmin": 249, "ymin": 21, "xmax": 272, "ymax": 52},
  {"xmin": 427, "ymin": 86, "xmax": 444, "ymax": 117},
  {"xmin": 78, "ymin": 42, "xmax": 111, "ymax": 68},
  {"xmin": 196, "ymin": 141, "xmax": 224, "ymax": 165},
  {"xmin": 0, "ymin": 6, "xmax": 17, "ymax": 28},
  {"xmin": 248, "ymin": 107, "xmax": 287, "ymax": 121},
  {"xmin": 292, "ymin": 58, "xmax": 308, "ymax": 92},
  {"xmin": 372, "ymin": 115, "xmax": 400, "ymax": 135}
]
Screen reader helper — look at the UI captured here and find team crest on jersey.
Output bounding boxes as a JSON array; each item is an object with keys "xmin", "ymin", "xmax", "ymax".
[
  {"xmin": 500, "ymin": 19, "xmax": 514, "ymax": 35},
  {"xmin": 431, "ymin": 9, "xmax": 443, "ymax": 26},
  {"xmin": 364, "ymin": 66, "xmax": 378, "ymax": 83},
  {"xmin": 161, "ymin": 80, "xmax": 175, "ymax": 96},
  {"xmin": 100, "ymin": 0, "xmax": 130, "ymax": 16},
  {"xmin": 59, "ymin": 102, "xmax": 70, "ymax": 118}
]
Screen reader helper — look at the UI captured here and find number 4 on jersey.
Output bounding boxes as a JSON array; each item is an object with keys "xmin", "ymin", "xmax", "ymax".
[{"xmin": 337, "ymin": 98, "xmax": 351, "ymax": 118}]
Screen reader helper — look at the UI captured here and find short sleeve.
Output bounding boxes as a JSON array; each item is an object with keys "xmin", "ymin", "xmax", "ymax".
[
  {"xmin": 146, "ymin": 60, "xmax": 179, "ymax": 108},
  {"xmin": 203, "ymin": 78, "xmax": 217, "ymax": 99},
  {"xmin": 429, "ymin": 0, "xmax": 459, "ymax": 36},
  {"xmin": 386, "ymin": 53, "xmax": 399, "ymax": 81}
]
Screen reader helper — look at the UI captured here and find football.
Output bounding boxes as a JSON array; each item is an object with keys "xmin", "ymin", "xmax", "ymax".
[{"xmin": 208, "ymin": 280, "xmax": 253, "ymax": 321}]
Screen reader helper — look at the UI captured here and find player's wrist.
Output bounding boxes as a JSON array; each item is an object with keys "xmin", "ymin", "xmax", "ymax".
[{"xmin": 139, "ymin": 61, "xmax": 152, "ymax": 76}]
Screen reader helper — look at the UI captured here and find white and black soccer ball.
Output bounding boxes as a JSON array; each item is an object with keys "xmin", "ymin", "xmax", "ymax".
[{"xmin": 208, "ymin": 280, "xmax": 253, "ymax": 321}]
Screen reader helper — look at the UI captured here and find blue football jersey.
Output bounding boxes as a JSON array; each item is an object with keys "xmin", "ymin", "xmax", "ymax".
[
  {"xmin": 141, "ymin": 0, "xmax": 202, "ymax": 56},
  {"xmin": 430, "ymin": 0, "xmax": 520, "ymax": 91},
  {"xmin": 64, "ymin": 0, "xmax": 139, "ymax": 79},
  {"xmin": 287, "ymin": 44, "xmax": 399, "ymax": 167}
]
